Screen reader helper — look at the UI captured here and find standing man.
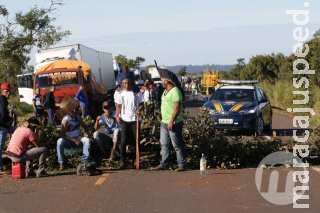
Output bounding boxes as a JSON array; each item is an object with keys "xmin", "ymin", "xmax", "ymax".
[
  {"xmin": 115, "ymin": 77, "xmax": 142, "ymax": 169},
  {"xmin": 44, "ymin": 86, "xmax": 55, "ymax": 125},
  {"xmin": 0, "ymin": 82, "xmax": 11, "ymax": 172},
  {"xmin": 153, "ymin": 75, "xmax": 186, "ymax": 171}
]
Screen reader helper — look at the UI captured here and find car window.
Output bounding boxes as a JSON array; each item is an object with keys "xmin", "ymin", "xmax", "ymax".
[
  {"xmin": 257, "ymin": 88, "xmax": 268, "ymax": 102},
  {"xmin": 212, "ymin": 89, "xmax": 254, "ymax": 102},
  {"xmin": 255, "ymin": 89, "xmax": 263, "ymax": 102}
]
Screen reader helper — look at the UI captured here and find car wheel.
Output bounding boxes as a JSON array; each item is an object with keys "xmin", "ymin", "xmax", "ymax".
[{"xmin": 255, "ymin": 116, "xmax": 264, "ymax": 136}]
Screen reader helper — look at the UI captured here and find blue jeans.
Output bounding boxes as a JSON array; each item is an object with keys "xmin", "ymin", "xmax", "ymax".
[
  {"xmin": 159, "ymin": 122, "xmax": 186, "ymax": 168},
  {"xmin": 0, "ymin": 127, "xmax": 8, "ymax": 170},
  {"xmin": 47, "ymin": 108, "xmax": 54, "ymax": 125},
  {"xmin": 56, "ymin": 137, "xmax": 90, "ymax": 165}
]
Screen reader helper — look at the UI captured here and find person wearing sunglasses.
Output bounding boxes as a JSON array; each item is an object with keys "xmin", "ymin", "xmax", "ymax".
[{"xmin": 93, "ymin": 101, "xmax": 120, "ymax": 161}]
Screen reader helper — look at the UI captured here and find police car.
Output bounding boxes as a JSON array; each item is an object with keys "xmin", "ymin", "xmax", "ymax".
[{"xmin": 202, "ymin": 80, "xmax": 272, "ymax": 135}]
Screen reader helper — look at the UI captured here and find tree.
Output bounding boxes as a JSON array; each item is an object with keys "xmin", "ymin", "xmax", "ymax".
[
  {"xmin": 135, "ymin": 56, "xmax": 145, "ymax": 69},
  {"xmin": 0, "ymin": 0, "xmax": 70, "ymax": 92},
  {"xmin": 227, "ymin": 58, "xmax": 246, "ymax": 79},
  {"xmin": 115, "ymin": 54, "xmax": 145, "ymax": 70},
  {"xmin": 240, "ymin": 55, "xmax": 279, "ymax": 83},
  {"xmin": 177, "ymin": 66, "xmax": 187, "ymax": 77}
]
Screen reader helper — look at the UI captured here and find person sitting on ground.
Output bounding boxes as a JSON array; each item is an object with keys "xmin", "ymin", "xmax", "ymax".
[
  {"xmin": 93, "ymin": 101, "xmax": 120, "ymax": 161},
  {"xmin": 56, "ymin": 97, "xmax": 91, "ymax": 171},
  {"xmin": 5, "ymin": 116, "xmax": 48, "ymax": 177}
]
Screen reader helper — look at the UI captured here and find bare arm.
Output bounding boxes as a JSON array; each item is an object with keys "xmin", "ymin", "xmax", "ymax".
[
  {"xmin": 167, "ymin": 101, "xmax": 181, "ymax": 130},
  {"xmin": 94, "ymin": 116, "xmax": 101, "ymax": 130},
  {"xmin": 170, "ymin": 101, "xmax": 181, "ymax": 123},
  {"xmin": 115, "ymin": 104, "xmax": 122, "ymax": 123}
]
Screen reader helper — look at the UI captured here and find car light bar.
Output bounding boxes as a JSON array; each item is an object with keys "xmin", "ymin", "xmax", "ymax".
[{"xmin": 218, "ymin": 80, "xmax": 259, "ymax": 85}]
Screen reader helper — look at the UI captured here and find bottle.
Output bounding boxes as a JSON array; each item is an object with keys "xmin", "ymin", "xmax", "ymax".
[{"xmin": 200, "ymin": 153, "xmax": 207, "ymax": 177}]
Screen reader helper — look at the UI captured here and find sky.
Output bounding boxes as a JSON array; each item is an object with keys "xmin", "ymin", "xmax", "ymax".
[{"xmin": 3, "ymin": 0, "xmax": 320, "ymax": 66}]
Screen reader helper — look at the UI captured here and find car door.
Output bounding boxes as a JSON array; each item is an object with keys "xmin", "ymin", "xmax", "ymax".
[{"xmin": 257, "ymin": 88, "xmax": 272, "ymax": 127}]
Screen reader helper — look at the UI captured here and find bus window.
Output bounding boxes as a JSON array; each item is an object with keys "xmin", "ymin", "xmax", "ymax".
[{"xmin": 17, "ymin": 74, "xmax": 33, "ymax": 88}]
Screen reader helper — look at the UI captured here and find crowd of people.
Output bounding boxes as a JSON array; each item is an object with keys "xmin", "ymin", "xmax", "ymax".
[{"xmin": 0, "ymin": 67, "xmax": 187, "ymax": 177}]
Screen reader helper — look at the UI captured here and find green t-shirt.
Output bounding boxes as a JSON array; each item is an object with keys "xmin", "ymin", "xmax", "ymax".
[{"xmin": 161, "ymin": 87, "xmax": 184, "ymax": 124}]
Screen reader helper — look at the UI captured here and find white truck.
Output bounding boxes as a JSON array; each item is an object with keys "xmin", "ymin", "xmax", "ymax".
[{"xmin": 18, "ymin": 44, "xmax": 116, "ymax": 106}]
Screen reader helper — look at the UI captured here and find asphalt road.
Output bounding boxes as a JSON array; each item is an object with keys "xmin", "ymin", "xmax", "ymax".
[{"xmin": 0, "ymin": 168, "xmax": 319, "ymax": 213}]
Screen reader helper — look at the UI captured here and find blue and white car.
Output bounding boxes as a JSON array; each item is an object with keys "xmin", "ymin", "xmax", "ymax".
[{"xmin": 202, "ymin": 80, "xmax": 272, "ymax": 135}]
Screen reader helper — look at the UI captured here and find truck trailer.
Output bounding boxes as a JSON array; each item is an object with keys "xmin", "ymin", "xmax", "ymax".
[{"xmin": 18, "ymin": 44, "xmax": 116, "ymax": 118}]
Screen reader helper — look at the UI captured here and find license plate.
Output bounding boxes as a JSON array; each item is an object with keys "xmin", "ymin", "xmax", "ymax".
[{"xmin": 218, "ymin": 119, "xmax": 233, "ymax": 124}]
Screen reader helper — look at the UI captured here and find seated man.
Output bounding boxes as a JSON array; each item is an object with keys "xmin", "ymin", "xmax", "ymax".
[
  {"xmin": 6, "ymin": 116, "xmax": 48, "ymax": 177},
  {"xmin": 93, "ymin": 101, "xmax": 120, "ymax": 160},
  {"xmin": 56, "ymin": 97, "xmax": 91, "ymax": 171}
]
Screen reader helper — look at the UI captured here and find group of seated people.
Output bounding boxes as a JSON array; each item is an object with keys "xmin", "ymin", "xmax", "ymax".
[{"xmin": 5, "ymin": 97, "xmax": 120, "ymax": 177}]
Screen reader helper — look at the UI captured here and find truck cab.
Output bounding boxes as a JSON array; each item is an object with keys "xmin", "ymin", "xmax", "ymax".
[{"xmin": 34, "ymin": 68, "xmax": 86, "ymax": 104}]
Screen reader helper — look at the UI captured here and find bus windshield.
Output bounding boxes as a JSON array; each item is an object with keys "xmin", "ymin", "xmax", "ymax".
[{"xmin": 36, "ymin": 71, "xmax": 79, "ymax": 87}]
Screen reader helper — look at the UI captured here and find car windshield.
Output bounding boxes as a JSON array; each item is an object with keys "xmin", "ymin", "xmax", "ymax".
[
  {"xmin": 36, "ymin": 71, "xmax": 79, "ymax": 88},
  {"xmin": 211, "ymin": 89, "xmax": 255, "ymax": 102}
]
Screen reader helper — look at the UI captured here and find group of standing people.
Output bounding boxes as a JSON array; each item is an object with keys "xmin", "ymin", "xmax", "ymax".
[{"xmin": 114, "ymin": 67, "xmax": 186, "ymax": 171}]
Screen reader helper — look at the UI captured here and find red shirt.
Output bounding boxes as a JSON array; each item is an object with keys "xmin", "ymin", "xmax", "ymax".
[{"xmin": 6, "ymin": 126, "xmax": 35, "ymax": 156}]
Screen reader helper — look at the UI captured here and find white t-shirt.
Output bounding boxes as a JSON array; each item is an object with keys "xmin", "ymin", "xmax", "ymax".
[
  {"xmin": 114, "ymin": 89, "xmax": 121, "ymax": 105},
  {"xmin": 143, "ymin": 90, "xmax": 150, "ymax": 102},
  {"xmin": 117, "ymin": 90, "xmax": 142, "ymax": 122}
]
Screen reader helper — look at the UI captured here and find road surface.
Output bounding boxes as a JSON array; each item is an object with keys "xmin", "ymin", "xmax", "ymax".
[{"xmin": 0, "ymin": 168, "xmax": 319, "ymax": 213}]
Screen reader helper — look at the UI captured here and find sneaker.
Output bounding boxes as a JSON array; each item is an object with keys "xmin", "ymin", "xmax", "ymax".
[
  {"xmin": 150, "ymin": 165, "xmax": 165, "ymax": 171},
  {"xmin": 59, "ymin": 164, "xmax": 64, "ymax": 171},
  {"xmin": 119, "ymin": 161, "xmax": 125, "ymax": 170},
  {"xmin": 175, "ymin": 166, "xmax": 185, "ymax": 172},
  {"xmin": 36, "ymin": 169, "xmax": 48, "ymax": 178}
]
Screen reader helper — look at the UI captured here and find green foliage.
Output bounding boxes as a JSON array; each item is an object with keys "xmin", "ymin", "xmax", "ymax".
[
  {"xmin": 177, "ymin": 66, "xmax": 187, "ymax": 76},
  {"xmin": 183, "ymin": 110, "xmax": 281, "ymax": 169},
  {"xmin": 81, "ymin": 116, "xmax": 95, "ymax": 138},
  {"xmin": 115, "ymin": 54, "xmax": 145, "ymax": 69},
  {"xmin": 9, "ymin": 95, "xmax": 33, "ymax": 118},
  {"xmin": 0, "ymin": 1, "xmax": 70, "ymax": 94}
]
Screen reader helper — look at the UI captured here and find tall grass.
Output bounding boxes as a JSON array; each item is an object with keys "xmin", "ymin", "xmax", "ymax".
[
  {"xmin": 260, "ymin": 80, "xmax": 294, "ymax": 110},
  {"xmin": 260, "ymin": 80, "xmax": 320, "ymax": 124}
]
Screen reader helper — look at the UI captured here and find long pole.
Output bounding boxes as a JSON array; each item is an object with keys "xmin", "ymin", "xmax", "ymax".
[{"xmin": 135, "ymin": 115, "xmax": 140, "ymax": 170}]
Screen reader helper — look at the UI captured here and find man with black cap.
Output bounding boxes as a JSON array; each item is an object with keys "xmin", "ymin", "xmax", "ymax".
[
  {"xmin": 6, "ymin": 117, "xmax": 48, "ymax": 177},
  {"xmin": 0, "ymin": 82, "xmax": 11, "ymax": 172}
]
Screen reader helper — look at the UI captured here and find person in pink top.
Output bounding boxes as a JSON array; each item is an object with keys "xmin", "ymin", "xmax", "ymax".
[{"xmin": 6, "ymin": 117, "xmax": 48, "ymax": 177}]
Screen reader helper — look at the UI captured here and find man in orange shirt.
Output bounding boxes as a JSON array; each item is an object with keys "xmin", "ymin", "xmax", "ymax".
[{"xmin": 6, "ymin": 117, "xmax": 48, "ymax": 177}]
